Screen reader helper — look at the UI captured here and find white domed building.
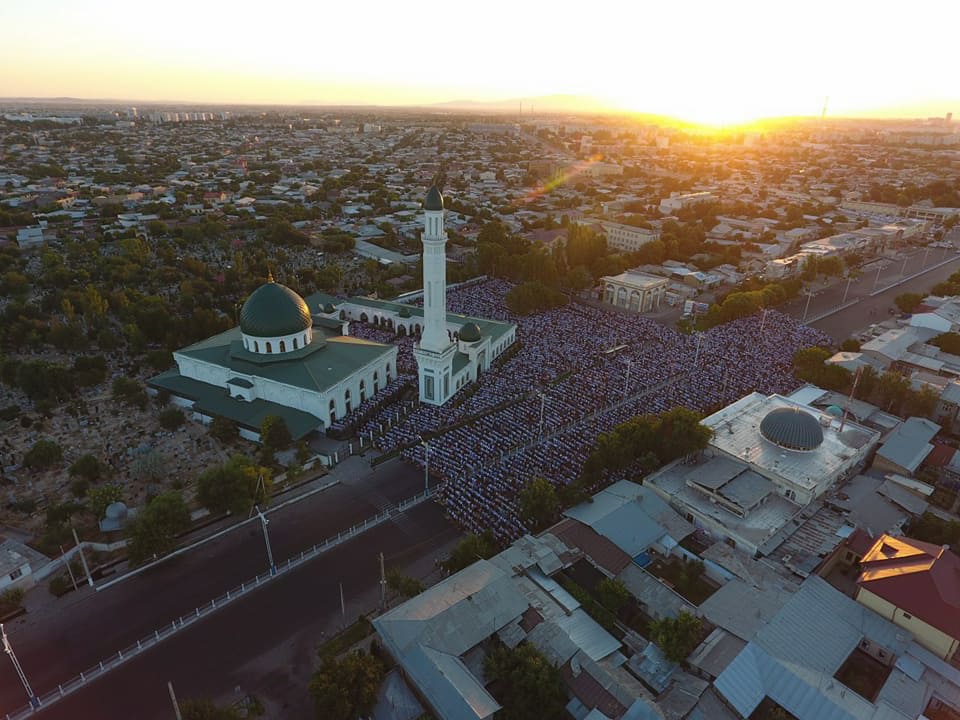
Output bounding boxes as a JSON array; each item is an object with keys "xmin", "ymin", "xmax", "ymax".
[
  {"xmin": 647, "ymin": 392, "xmax": 881, "ymax": 557},
  {"xmin": 150, "ymin": 274, "xmax": 398, "ymax": 442}
]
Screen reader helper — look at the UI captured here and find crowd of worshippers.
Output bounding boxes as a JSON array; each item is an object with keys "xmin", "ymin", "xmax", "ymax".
[{"xmin": 339, "ymin": 279, "xmax": 830, "ymax": 542}]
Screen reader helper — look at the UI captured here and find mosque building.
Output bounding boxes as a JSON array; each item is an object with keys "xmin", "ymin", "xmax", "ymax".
[{"xmin": 150, "ymin": 186, "xmax": 515, "ymax": 440}]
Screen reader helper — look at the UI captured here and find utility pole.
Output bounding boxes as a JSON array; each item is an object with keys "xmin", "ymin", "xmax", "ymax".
[
  {"xmin": 379, "ymin": 553, "xmax": 387, "ymax": 611},
  {"xmin": 803, "ymin": 290, "xmax": 814, "ymax": 322},
  {"xmin": 624, "ymin": 359, "xmax": 633, "ymax": 398},
  {"xmin": 167, "ymin": 681, "xmax": 183, "ymax": 720},
  {"xmin": 2, "ymin": 624, "xmax": 38, "ymax": 709},
  {"xmin": 693, "ymin": 333, "xmax": 703, "ymax": 366},
  {"xmin": 900, "ymin": 256, "xmax": 908, "ymax": 278},
  {"xmin": 339, "ymin": 582, "xmax": 346, "ymax": 620},
  {"xmin": 922, "ymin": 246, "xmax": 931, "ymax": 270},
  {"xmin": 254, "ymin": 505, "xmax": 275, "ymax": 576},
  {"xmin": 874, "ymin": 263, "xmax": 883, "ymax": 291},
  {"xmin": 759, "ymin": 309, "xmax": 768, "ymax": 337},
  {"xmin": 71, "ymin": 527, "xmax": 93, "ymax": 587}
]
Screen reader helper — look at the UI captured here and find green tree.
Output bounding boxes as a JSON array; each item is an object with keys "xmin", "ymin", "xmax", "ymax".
[
  {"xmin": 443, "ymin": 530, "xmax": 499, "ymax": 573},
  {"xmin": 894, "ymin": 292, "xmax": 924, "ymax": 314},
  {"xmin": 658, "ymin": 407, "xmax": 713, "ymax": 462},
  {"xmin": 483, "ymin": 643, "xmax": 567, "ymax": 720},
  {"xmin": 196, "ymin": 455, "xmax": 272, "ymax": 515},
  {"xmin": 23, "ymin": 439, "xmax": 63, "ymax": 470},
  {"xmin": 905, "ymin": 385, "xmax": 940, "ymax": 419},
  {"xmin": 158, "ymin": 407, "xmax": 186, "ymax": 430},
  {"xmin": 931, "ymin": 332, "xmax": 960, "ymax": 355},
  {"xmin": 877, "ymin": 371, "xmax": 911, "ymax": 413},
  {"xmin": 519, "ymin": 477, "xmax": 560, "ymax": 532},
  {"xmin": 504, "ymin": 281, "xmax": 566, "ymax": 315},
  {"xmin": 386, "ymin": 569, "xmax": 424, "ymax": 598},
  {"xmin": 260, "ymin": 415, "xmax": 292, "ymax": 452},
  {"xmin": 597, "ymin": 578, "xmax": 631, "ymax": 614},
  {"xmin": 87, "ymin": 483, "xmax": 124, "ymax": 520},
  {"xmin": 112, "ymin": 376, "xmax": 148, "ymax": 409},
  {"xmin": 649, "ymin": 611, "xmax": 703, "ymax": 663},
  {"xmin": 126, "ymin": 491, "xmax": 191, "ymax": 565},
  {"xmin": 69, "ymin": 453, "xmax": 106, "ymax": 482},
  {"xmin": 308, "ymin": 650, "xmax": 384, "ymax": 720}
]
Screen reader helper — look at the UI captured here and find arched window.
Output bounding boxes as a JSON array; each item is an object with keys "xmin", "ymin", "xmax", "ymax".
[
  {"xmin": 386, "ymin": 363, "xmax": 392, "ymax": 381},
  {"xmin": 373, "ymin": 371, "xmax": 379, "ymax": 393},
  {"xmin": 329, "ymin": 399, "xmax": 337, "ymax": 423},
  {"xmin": 254, "ymin": 341, "xmax": 259, "ymax": 353},
  {"xmin": 266, "ymin": 342, "xmax": 272, "ymax": 353},
  {"xmin": 344, "ymin": 388, "xmax": 352, "ymax": 413},
  {"xmin": 359, "ymin": 380, "xmax": 366, "ymax": 403},
  {"xmin": 279, "ymin": 340, "xmax": 286, "ymax": 352},
  {"xmin": 293, "ymin": 337, "xmax": 299, "ymax": 350}
]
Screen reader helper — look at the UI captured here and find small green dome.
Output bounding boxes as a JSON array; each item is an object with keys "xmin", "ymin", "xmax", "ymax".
[
  {"xmin": 398, "ymin": 306, "xmax": 411, "ymax": 319},
  {"xmin": 424, "ymin": 186, "xmax": 444, "ymax": 211},
  {"xmin": 459, "ymin": 322, "xmax": 481, "ymax": 342},
  {"xmin": 322, "ymin": 302, "xmax": 336, "ymax": 314},
  {"xmin": 240, "ymin": 280, "xmax": 312, "ymax": 338}
]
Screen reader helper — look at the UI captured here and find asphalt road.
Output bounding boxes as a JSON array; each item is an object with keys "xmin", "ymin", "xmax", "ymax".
[
  {"xmin": 778, "ymin": 245, "xmax": 960, "ymax": 342},
  {"xmin": 24, "ymin": 501, "xmax": 460, "ymax": 719},
  {"xmin": 0, "ymin": 457, "xmax": 431, "ymax": 716}
]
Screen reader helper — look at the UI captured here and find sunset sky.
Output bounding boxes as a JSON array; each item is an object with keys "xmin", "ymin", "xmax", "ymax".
[{"xmin": 1, "ymin": 0, "xmax": 957, "ymax": 125}]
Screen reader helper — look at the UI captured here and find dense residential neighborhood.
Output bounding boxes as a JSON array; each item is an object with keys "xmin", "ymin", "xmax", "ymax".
[{"xmin": 0, "ymin": 103, "xmax": 959, "ymax": 719}]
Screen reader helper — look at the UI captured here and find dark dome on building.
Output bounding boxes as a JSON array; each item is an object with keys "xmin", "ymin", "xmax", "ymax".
[
  {"xmin": 760, "ymin": 407, "xmax": 824, "ymax": 451},
  {"xmin": 240, "ymin": 279, "xmax": 313, "ymax": 338},
  {"xmin": 459, "ymin": 322, "xmax": 482, "ymax": 342},
  {"xmin": 322, "ymin": 302, "xmax": 336, "ymax": 314},
  {"xmin": 424, "ymin": 185, "xmax": 444, "ymax": 211}
]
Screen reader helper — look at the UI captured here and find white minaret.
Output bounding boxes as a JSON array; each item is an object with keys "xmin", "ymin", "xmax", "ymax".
[
  {"xmin": 413, "ymin": 185, "xmax": 456, "ymax": 405},
  {"xmin": 420, "ymin": 185, "xmax": 450, "ymax": 352}
]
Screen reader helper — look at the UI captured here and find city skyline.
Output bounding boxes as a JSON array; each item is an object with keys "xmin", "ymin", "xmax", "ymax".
[{"xmin": 1, "ymin": 0, "xmax": 958, "ymax": 126}]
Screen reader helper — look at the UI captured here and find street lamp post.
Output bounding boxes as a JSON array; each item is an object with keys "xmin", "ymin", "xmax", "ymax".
[
  {"xmin": 803, "ymin": 290, "xmax": 814, "ymax": 322},
  {"xmin": 2, "ymin": 624, "xmax": 38, "ymax": 709},
  {"xmin": 538, "ymin": 392, "xmax": 546, "ymax": 438},
  {"xmin": 842, "ymin": 276, "xmax": 853, "ymax": 305},
  {"xmin": 874, "ymin": 264, "xmax": 883, "ymax": 291},
  {"xmin": 900, "ymin": 257, "xmax": 908, "ymax": 278},
  {"xmin": 923, "ymin": 246, "xmax": 931, "ymax": 270},
  {"xmin": 624, "ymin": 359, "xmax": 633, "ymax": 399},
  {"xmin": 254, "ymin": 505, "xmax": 276, "ymax": 576},
  {"xmin": 421, "ymin": 438, "xmax": 430, "ymax": 493}
]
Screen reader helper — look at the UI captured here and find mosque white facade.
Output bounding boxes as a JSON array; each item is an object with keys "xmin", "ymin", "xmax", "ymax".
[{"xmin": 150, "ymin": 186, "xmax": 516, "ymax": 440}]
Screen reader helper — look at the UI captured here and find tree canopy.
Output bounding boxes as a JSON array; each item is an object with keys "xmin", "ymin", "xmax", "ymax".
[
  {"xmin": 583, "ymin": 407, "xmax": 712, "ymax": 479},
  {"xmin": 197, "ymin": 455, "xmax": 272, "ymax": 515},
  {"xmin": 483, "ymin": 643, "xmax": 567, "ymax": 720},
  {"xmin": 23, "ymin": 439, "xmax": 63, "ymax": 470},
  {"xmin": 518, "ymin": 477, "xmax": 560, "ymax": 532},
  {"xmin": 126, "ymin": 491, "xmax": 191, "ymax": 565},
  {"xmin": 443, "ymin": 530, "xmax": 499, "ymax": 574},
  {"xmin": 649, "ymin": 611, "xmax": 703, "ymax": 663},
  {"xmin": 308, "ymin": 650, "xmax": 384, "ymax": 720}
]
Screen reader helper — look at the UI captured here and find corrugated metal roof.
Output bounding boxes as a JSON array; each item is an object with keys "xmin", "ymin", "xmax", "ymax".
[
  {"xmin": 715, "ymin": 576, "xmax": 920, "ymax": 720},
  {"xmin": 404, "ymin": 645, "xmax": 500, "ymax": 720},
  {"xmin": 876, "ymin": 417, "xmax": 940, "ymax": 473}
]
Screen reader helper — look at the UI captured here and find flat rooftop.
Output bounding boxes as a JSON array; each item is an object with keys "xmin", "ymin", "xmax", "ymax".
[
  {"xmin": 649, "ymin": 455, "xmax": 800, "ymax": 551},
  {"xmin": 703, "ymin": 393, "xmax": 878, "ymax": 491}
]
